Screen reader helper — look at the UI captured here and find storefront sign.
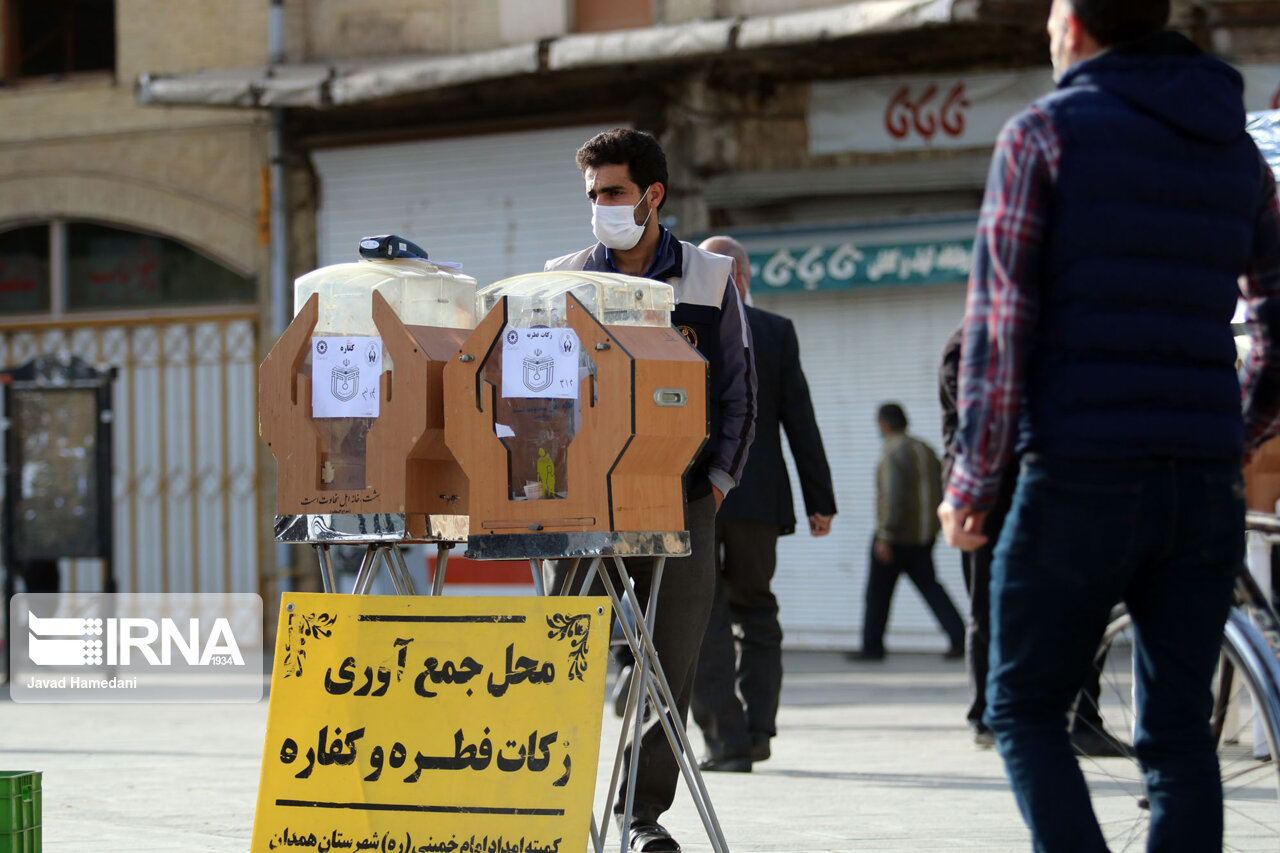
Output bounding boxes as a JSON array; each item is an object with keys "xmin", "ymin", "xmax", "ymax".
[
  {"xmin": 810, "ymin": 69, "xmax": 1052, "ymax": 154},
  {"xmin": 252, "ymin": 592, "xmax": 611, "ymax": 853},
  {"xmin": 812, "ymin": 64, "xmax": 1280, "ymax": 156},
  {"xmin": 751, "ymin": 238, "xmax": 973, "ymax": 293}
]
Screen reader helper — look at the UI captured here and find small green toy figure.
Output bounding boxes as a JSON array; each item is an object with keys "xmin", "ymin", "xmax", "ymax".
[{"xmin": 536, "ymin": 447, "xmax": 556, "ymax": 498}]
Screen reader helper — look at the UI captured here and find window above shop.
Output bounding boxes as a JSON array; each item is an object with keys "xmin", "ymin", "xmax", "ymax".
[
  {"xmin": 0, "ymin": 225, "xmax": 51, "ymax": 313},
  {"xmin": 574, "ymin": 0, "xmax": 652, "ymax": 32},
  {"xmin": 1, "ymin": 0, "xmax": 115, "ymax": 84},
  {"xmin": 0, "ymin": 221, "xmax": 254, "ymax": 316}
]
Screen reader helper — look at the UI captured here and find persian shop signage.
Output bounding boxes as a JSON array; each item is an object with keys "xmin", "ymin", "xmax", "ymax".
[
  {"xmin": 749, "ymin": 238, "xmax": 973, "ymax": 293},
  {"xmin": 812, "ymin": 65, "xmax": 1280, "ymax": 155}
]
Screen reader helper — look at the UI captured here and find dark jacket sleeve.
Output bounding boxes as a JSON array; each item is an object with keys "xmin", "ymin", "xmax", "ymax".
[
  {"xmin": 710, "ymin": 276, "xmax": 757, "ymax": 491},
  {"xmin": 938, "ymin": 323, "xmax": 963, "ymax": 487},
  {"xmin": 777, "ymin": 317, "xmax": 836, "ymax": 517}
]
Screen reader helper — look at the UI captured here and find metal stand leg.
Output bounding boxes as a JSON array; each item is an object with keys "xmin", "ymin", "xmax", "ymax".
[
  {"xmin": 386, "ymin": 549, "xmax": 408, "ymax": 596},
  {"xmin": 352, "ymin": 545, "xmax": 380, "ymax": 595},
  {"xmin": 581, "ymin": 555, "xmax": 730, "ymax": 853},
  {"xmin": 304, "ymin": 540, "xmax": 462, "ymax": 597},
  {"xmin": 351, "ymin": 545, "xmax": 407, "ymax": 595},
  {"xmin": 529, "ymin": 559, "xmax": 546, "ymax": 596},
  {"xmin": 389, "ymin": 546, "xmax": 417, "ymax": 595},
  {"xmin": 560, "ymin": 558, "xmax": 582, "ymax": 597},
  {"xmin": 432, "ymin": 544, "xmax": 451, "ymax": 596},
  {"xmin": 314, "ymin": 544, "xmax": 337, "ymax": 593}
]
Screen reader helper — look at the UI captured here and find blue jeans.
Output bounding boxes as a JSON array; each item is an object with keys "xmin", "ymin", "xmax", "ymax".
[{"xmin": 984, "ymin": 454, "xmax": 1242, "ymax": 852}]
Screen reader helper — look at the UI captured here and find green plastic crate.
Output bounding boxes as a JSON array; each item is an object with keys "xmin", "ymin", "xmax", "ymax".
[
  {"xmin": 0, "ymin": 772, "xmax": 40, "ymax": 841},
  {"xmin": 0, "ymin": 825, "xmax": 39, "ymax": 853}
]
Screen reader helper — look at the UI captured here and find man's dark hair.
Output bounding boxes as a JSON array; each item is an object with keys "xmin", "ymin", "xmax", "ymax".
[
  {"xmin": 575, "ymin": 128, "xmax": 668, "ymax": 210},
  {"xmin": 878, "ymin": 402, "xmax": 908, "ymax": 432},
  {"xmin": 1068, "ymin": 0, "xmax": 1169, "ymax": 46}
]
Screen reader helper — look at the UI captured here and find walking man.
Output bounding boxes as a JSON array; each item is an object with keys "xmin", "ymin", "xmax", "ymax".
[
  {"xmin": 939, "ymin": 1, "xmax": 1280, "ymax": 849},
  {"xmin": 544, "ymin": 128, "xmax": 756, "ymax": 853},
  {"xmin": 691, "ymin": 235, "xmax": 836, "ymax": 772},
  {"xmin": 940, "ymin": 325, "xmax": 1129, "ymax": 758},
  {"xmin": 858, "ymin": 402, "xmax": 965, "ymax": 661}
]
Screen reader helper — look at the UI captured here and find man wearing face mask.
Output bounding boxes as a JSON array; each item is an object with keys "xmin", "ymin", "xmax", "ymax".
[{"xmin": 544, "ymin": 128, "xmax": 756, "ymax": 853}]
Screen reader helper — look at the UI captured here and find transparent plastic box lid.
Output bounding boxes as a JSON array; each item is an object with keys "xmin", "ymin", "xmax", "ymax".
[
  {"xmin": 294, "ymin": 258, "xmax": 479, "ymax": 336},
  {"xmin": 477, "ymin": 271, "xmax": 675, "ymax": 329}
]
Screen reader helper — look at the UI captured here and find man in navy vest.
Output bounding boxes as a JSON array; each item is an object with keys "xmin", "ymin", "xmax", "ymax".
[
  {"xmin": 939, "ymin": 0, "xmax": 1280, "ymax": 849},
  {"xmin": 545, "ymin": 128, "xmax": 756, "ymax": 853}
]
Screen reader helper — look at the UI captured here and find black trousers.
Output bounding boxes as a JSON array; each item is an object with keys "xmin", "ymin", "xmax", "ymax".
[
  {"xmin": 961, "ymin": 546, "xmax": 993, "ymax": 731},
  {"xmin": 545, "ymin": 492, "xmax": 717, "ymax": 825},
  {"xmin": 690, "ymin": 518, "xmax": 783, "ymax": 760},
  {"xmin": 861, "ymin": 540, "xmax": 965, "ymax": 656}
]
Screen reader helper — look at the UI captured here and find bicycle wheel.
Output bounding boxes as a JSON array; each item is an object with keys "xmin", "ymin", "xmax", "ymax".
[{"xmin": 1075, "ymin": 604, "xmax": 1280, "ymax": 851}]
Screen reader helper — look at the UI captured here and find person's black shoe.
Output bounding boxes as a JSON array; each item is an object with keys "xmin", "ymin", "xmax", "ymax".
[
  {"xmin": 943, "ymin": 646, "xmax": 965, "ymax": 660},
  {"xmin": 611, "ymin": 665, "xmax": 633, "ymax": 718},
  {"xmin": 972, "ymin": 726, "xmax": 996, "ymax": 749},
  {"xmin": 627, "ymin": 821, "xmax": 682, "ymax": 852},
  {"xmin": 698, "ymin": 755, "xmax": 752, "ymax": 773},
  {"xmin": 1070, "ymin": 726, "xmax": 1132, "ymax": 758},
  {"xmin": 845, "ymin": 650, "xmax": 885, "ymax": 662},
  {"xmin": 750, "ymin": 734, "xmax": 771, "ymax": 763}
]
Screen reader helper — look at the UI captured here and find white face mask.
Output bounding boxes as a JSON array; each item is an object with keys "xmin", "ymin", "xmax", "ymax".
[{"xmin": 591, "ymin": 186, "xmax": 652, "ymax": 251}]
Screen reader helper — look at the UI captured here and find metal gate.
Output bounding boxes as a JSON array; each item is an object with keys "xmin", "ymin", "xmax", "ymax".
[{"xmin": 0, "ymin": 313, "xmax": 261, "ymax": 595}]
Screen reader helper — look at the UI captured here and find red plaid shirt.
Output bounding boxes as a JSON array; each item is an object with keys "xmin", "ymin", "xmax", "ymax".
[{"xmin": 946, "ymin": 105, "xmax": 1280, "ymax": 510}]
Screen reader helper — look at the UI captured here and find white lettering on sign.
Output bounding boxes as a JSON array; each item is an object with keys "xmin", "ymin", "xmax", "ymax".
[{"xmin": 756, "ymin": 241, "xmax": 972, "ymax": 291}]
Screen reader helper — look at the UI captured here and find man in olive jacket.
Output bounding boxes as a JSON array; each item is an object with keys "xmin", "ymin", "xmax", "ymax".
[{"xmin": 857, "ymin": 402, "xmax": 964, "ymax": 660}]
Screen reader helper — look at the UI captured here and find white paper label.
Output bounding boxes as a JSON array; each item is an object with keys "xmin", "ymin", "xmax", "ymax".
[
  {"xmin": 311, "ymin": 336, "xmax": 382, "ymax": 418},
  {"xmin": 501, "ymin": 327, "xmax": 579, "ymax": 400}
]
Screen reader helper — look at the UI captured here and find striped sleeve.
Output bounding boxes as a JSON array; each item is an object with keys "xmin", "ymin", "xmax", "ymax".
[{"xmin": 945, "ymin": 105, "xmax": 1056, "ymax": 510}]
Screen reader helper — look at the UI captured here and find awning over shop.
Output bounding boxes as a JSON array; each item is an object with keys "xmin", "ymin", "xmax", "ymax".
[{"xmin": 136, "ymin": 0, "xmax": 973, "ymax": 110}]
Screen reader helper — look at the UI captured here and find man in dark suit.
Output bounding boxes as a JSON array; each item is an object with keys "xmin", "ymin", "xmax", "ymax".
[{"xmin": 691, "ymin": 235, "xmax": 837, "ymax": 772}]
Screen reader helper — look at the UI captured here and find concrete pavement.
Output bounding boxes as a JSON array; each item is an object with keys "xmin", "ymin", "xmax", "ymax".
[{"xmin": 1, "ymin": 651, "xmax": 1034, "ymax": 852}]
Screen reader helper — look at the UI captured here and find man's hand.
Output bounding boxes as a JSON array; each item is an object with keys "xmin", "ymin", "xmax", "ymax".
[
  {"xmin": 713, "ymin": 486, "xmax": 724, "ymax": 512},
  {"xmin": 938, "ymin": 501, "xmax": 989, "ymax": 551},
  {"xmin": 873, "ymin": 537, "xmax": 893, "ymax": 564},
  {"xmin": 808, "ymin": 513, "xmax": 833, "ymax": 537}
]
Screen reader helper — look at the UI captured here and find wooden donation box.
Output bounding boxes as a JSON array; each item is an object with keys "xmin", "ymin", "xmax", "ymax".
[
  {"xmin": 260, "ymin": 247, "xmax": 477, "ymax": 543},
  {"xmin": 444, "ymin": 271, "xmax": 708, "ymax": 558}
]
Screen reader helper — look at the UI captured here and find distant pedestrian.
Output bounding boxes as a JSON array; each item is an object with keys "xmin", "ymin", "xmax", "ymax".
[
  {"xmin": 855, "ymin": 402, "xmax": 964, "ymax": 661},
  {"xmin": 691, "ymin": 235, "xmax": 837, "ymax": 773},
  {"xmin": 938, "ymin": 326, "xmax": 1003, "ymax": 745},
  {"xmin": 940, "ymin": 325, "xmax": 1127, "ymax": 757}
]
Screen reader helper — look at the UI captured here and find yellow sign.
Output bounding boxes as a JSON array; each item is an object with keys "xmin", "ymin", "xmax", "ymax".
[{"xmin": 252, "ymin": 593, "xmax": 611, "ymax": 853}]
